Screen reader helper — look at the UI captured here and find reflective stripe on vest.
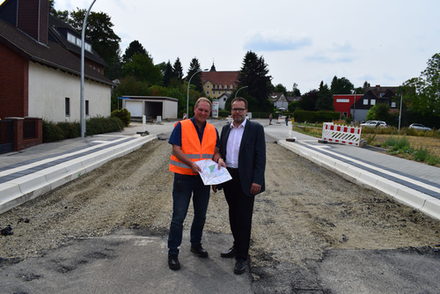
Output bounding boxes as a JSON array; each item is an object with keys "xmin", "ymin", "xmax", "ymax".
[{"xmin": 169, "ymin": 119, "xmax": 217, "ymax": 175}]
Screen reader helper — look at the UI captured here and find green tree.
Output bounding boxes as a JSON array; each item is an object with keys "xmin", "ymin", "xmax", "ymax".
[
  {"xmin": 273, "ymin": 83, "xmax": 287, "ymax": 94},
  {"xmin": 330, "ymin": 76, "xmax": 354, "ymax": 94},
  {"xmin": 68, "ymin": 9, "xmax": 121, "ymax": 79},
  {"xmin": 49, "ymin": 0, "xmax": 68, "ymax": 21},
  {"xmin": 316, "ymin": 81, "xmax": 333, "ymax": 110},
  {"xmin": 122, "ymin": 53, "xmax": 162, "ymax": 85},
  {"xmin": 237, "ymin": 51, "xmax": 272, "ymax": 112},
  {"xmin": 299, "ymin": 90, "xmax": 319, "ymax": 111},
  {"xmin": 363, "ymin": 81, "xmax": 371, "ymax": 92},
  {"xmin": 122, "ymin": 40, "xmax": 147, "ymax": 63},
  {"xmin": 403, "ymin": 53, "xmax": 440, "ymax": 117},
  {"xmin": 162, "ymin": 61, "xmax": 174, "ymax": 87},
  {"xmin": 112, "ymin": 76, "xmax": 151, "ymax": 110},
  {"xmin": 366, "ymin": 103, "xmax": 391, "ymax": 122},
  {"xmin": 186, "ymin": 58, "xmax": 203, "ymax": 92},
  {"xmin": 173, "ymin": 58, "xmax": 184, "ymax": 81},
  {"xmin": 291, "ymin": 83, "xmax": 301, "ymax": 96}
]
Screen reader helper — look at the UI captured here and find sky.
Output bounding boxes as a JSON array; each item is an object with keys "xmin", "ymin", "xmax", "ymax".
[{"xmin": 51, "ymin": 0, "xmax": 440, "ymax": 93}]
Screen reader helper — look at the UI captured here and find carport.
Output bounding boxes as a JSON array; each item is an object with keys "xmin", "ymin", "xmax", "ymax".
[{"xmin": 119, "ymin": 96, "xmax": 178, "ymax": 121}]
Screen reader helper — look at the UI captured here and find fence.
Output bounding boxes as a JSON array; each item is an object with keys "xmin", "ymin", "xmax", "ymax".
[{"xmin": 321, "ymin": 123, "xmax": 362, "ymax": 146}]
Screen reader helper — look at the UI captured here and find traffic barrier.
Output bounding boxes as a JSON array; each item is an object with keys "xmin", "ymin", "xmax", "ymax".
[{"xmin": 321, "ymin": 123, "xmax": 362, "ymax": 146}]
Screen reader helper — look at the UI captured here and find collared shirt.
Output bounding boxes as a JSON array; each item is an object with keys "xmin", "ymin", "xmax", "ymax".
[
  {"xmin": 226, "ymin": 119, "xmax": 247, "ymax": 168},
  {"xmin": 169, "ymin": 118, "xmax": 219, "ymax": 147}
]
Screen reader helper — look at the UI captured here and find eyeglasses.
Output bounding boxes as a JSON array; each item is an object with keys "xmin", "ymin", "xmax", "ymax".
[{"xmin": 232, "ymin": 108, "xmax": 246, "ymax": 112}]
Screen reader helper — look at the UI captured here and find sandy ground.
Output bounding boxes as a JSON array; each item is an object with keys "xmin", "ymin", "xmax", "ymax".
[{"xmin": 1, "ymin": 139, "xmax": 439, "ymax": 290}]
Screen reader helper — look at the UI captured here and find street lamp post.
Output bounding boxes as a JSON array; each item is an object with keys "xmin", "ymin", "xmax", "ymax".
[
  {"xmin": 80, "ymin": 0, "xmax": 97, "ymax": 138},
  {"xmin": 351, "ymin": 89, "xmax": 356, "ymax": 123},
  {"xmin": 398, "ymin": 94, "xmax": 403, "ymax": 131},
  {"xmin": 186, "ymin": 69, "xmax": 203, "ymax": 117},
  {"xmin": 235, "ymin": 86, "xmax": 248, "ymax": 99}
]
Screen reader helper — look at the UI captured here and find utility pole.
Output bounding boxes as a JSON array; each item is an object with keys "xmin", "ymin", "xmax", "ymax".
[{"xmin": 80, "ymin": 0, "xmax": 97, "ymax": 138}]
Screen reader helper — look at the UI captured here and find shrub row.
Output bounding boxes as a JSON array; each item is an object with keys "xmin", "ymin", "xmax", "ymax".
[
  {"xmin": 293, "ymin": 110, "xmax": 339, "ymax": 123},
  {"xmin": 43, "ymin": 117, "xmax": 124, "ymax": 143}
]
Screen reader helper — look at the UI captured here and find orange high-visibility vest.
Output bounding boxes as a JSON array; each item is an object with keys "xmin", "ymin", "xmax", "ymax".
[{"xmin": 169, "ymin": 119, "xmax": 217, "ymax": 175}]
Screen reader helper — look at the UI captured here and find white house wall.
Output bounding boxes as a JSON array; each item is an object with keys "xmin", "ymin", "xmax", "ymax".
[{"xmin": 28, "ymin": 62, "xmax": 111, "ymax": 122}]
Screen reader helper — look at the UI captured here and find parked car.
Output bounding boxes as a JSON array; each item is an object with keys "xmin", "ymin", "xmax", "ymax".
[
  {"xmin": 409, "ymin": 123, "xmax": 431, "ymax": 131},
  {"xmin": 360, "ymin": 120, "xmax": 388, "ymax": 128}
]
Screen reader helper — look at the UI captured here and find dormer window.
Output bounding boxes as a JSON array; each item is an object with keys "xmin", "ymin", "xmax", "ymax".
[{"xmin": 67, "ymin": 32, "xmax": 92, "ymax": 53}]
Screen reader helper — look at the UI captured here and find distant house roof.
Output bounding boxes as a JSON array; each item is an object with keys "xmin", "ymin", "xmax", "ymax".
[
  {"xmin": 365, "ymin": 85, "xmax": 398, "ymax": 98},
  {"xmin": 0, "ymin": 1, "xmax": 111, "ymax": 85},
  {"xmin": 269, "ymin": 92, "xmax": 285, "ymax": 102},
  {"xmin": 201, "ymin": 71, "xmax": 239, "ymax": 86},
  {"xmin": 286, "ymin": 96, "xmax": 301, "ymax": 102}
]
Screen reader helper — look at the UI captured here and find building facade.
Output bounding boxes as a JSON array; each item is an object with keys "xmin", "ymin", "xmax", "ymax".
[
  {"xmin": 0, "ymin": 0, "xmax": 112, "ymax": 122},
  {"xmin": 333, "ymin": 85, "xmax": 398, "ymax": 122},
  {"xmin": 200, "ymin": 64, "xmax": 239, "ymax": 99}
]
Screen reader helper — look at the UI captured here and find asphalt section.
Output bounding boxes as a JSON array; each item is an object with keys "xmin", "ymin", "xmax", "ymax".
[{"xmin": 0, "ymin": 229, "xmax": 252, "ymax": 294}]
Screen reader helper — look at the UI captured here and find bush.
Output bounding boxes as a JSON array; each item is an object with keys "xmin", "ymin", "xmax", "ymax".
[
  {"xmin": 57, "ymin": 122, "xmax": 80, "ymax": 138},
  {"xmin": 86, "ymin": 116, "xmax": 124, "ymax": 136},
  {"xmin": 383, "ymin": 137, "xmax": 410, "ymax": 153},
  {"xmin": 43, "ymin": 121, "xmax": 65, "ymax": 142},
  {"xmin": 43, "ymin": 117, "xmax": 124, "ymax": 143},
  {"xmin": 251, "ymin": 112, "xmax": 271, "ymax": 119},
  {"xmin": 111, "ymin": 109, "xmax": 131, "ymax": 126},
  {"xmin": 218, "ymin": 109, "xmax": 230, "ymax": 117},
  {"xmin": 293, "ymin": 110, "xmax": 339, "ymax": 123}
]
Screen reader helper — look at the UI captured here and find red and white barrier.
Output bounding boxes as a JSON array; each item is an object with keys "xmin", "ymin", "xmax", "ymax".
[{"xmin": 321, "ymin": 123, "xmax": 362, "ymax": 146}]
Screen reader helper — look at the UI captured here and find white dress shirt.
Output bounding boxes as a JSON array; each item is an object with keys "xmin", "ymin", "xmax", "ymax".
[{"xmin": 226, "ymin": 119, "xmax": 247, "ymax": 168}]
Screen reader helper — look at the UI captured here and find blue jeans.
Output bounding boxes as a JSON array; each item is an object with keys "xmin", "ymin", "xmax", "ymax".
[{"xmin": 168, "ymin": 173, "xmax": 210, "ymax": 256}]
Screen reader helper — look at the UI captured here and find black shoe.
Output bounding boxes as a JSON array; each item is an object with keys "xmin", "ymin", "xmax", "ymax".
[
  {"xmin": 234, "ymin": 259, "xmax": 247, "ymax": 275},
  {"xmin": 220, "ymin": 247, "xmax": 236, "ymax": 258},
  {"xmin": 168, "ymin": 255, "xmax": 180, "ymax": 271},
  {"xmin": 191, "ymin": 245, "xmax": 208, "ymax": 258}
]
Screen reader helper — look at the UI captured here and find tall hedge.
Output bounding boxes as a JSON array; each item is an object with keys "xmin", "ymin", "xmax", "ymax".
[
  {"xmin": 43, "ymin": 117, "xmax": 125, "ymax": 143},
  {"xmin": 293, "ymin": 110, "xmax": 339, "ymax": 123}
]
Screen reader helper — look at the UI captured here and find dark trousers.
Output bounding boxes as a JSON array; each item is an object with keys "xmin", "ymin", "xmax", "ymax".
[
  {"xmin": 223, "ymin": 168, "xmax": 255, "ymax": 261},
  {"xmin": 168, "ymin": 173, "xmax": 210, "ymax": 256}
]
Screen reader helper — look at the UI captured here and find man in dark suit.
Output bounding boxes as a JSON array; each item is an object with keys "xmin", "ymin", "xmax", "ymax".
[{"xmin": 213, "ymin": 97, "xmax": 266, "ymax": 275}]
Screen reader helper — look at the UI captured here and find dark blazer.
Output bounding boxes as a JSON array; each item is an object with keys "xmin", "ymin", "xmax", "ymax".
[{"xmin": 220, "ymin": 119, "xmax": 266, "ymax": 196}]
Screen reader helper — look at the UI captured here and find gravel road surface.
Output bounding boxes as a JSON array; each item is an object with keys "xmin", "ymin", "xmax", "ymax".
[{"xmin": 1, "ymin": 139, "xmax": 439, "ymax": 293}]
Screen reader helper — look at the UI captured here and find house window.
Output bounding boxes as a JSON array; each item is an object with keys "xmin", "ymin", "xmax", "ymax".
[
  {"xmin": 363, "ymin": 99, "xmax": 368, "ymax": 105},
  {"xmin": 85, "ymin": 43, "xmax": 92, "ymax": 52},
  {"xmin": 67, "ymin": 32, "xmax": 76, "ymax": 44},
  {"xmin": 85, "ymin": 100, "xmax": 89, "ymax": 116},
  {"xmin": 391, "ymin": 102, "xmax": 396, "ymax": 108},
  {"xmin": 336, "ymin": 99, "xmax": 350, "ymax": 103},
  {"xmin": 370, "ymin": 99, "xmax": 376, "ymax": 105},
  {"xmin": 65, "ymin": 97, "xmax": 70, "ymax": 116}
]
